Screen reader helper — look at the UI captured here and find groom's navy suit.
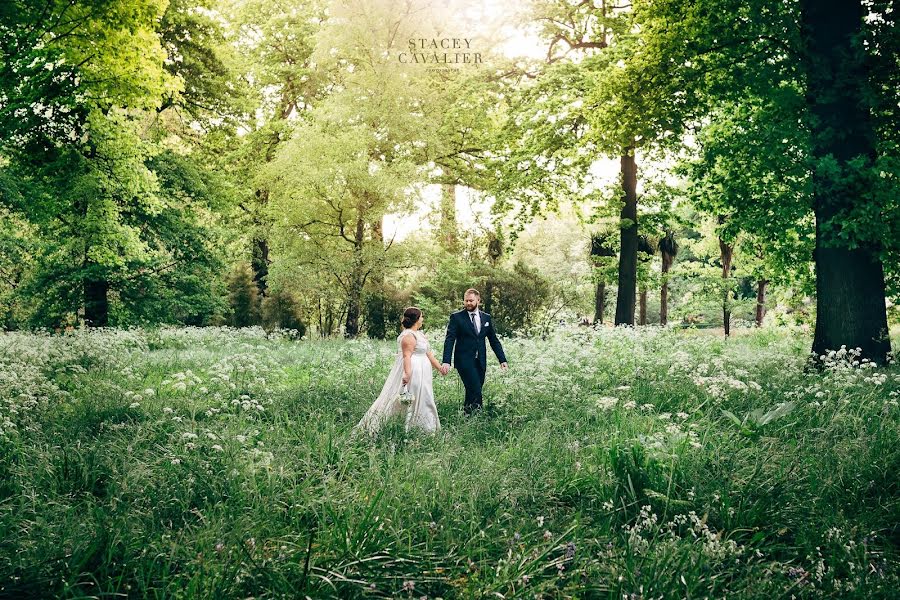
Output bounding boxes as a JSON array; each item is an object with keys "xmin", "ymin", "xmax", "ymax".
[{"xmin": 442, "ymin": 309, "xmax": 507, "ymax": 414}]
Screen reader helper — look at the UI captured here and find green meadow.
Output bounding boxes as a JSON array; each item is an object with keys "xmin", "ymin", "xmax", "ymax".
[{"xmin": 1, "ymin": 326, "xmax": 898, "ymax": 598}]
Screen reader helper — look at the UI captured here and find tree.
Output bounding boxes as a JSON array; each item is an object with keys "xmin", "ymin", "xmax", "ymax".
[
  {"xmin": 659, "ymin": 230, "xmax": 679, "ymax": 326},
  {"xmin": 264, "ymin": 0, "xmax": 503, "ymax": 337},
  {"xmin": 801, "ymin": 0, "xmax": 892, "ymax": 362},
  {"xmin": 0, "ymin": 207, "xmax": 36, "ymax": 329},
  {"xmin": 264, "ymin": 109, "xmax": 419, "ymax": 337},
  {"xmin": 637, "ymin": 235, "xmax": 657, "ymax": 326},
  {"xmin": 437, "ymin": 184, "xmax": 459, "ymax": 253},
  {"xmin": 0, "ymin": 0, "xmax": 235, "ymax": 328},
  {"xmin": 615, "ymin": 147, "xmax": 639, "ymax": 325},
  {"xmin": 717, "ymin": 216, "xmax": 736, "ymax": 337},
  {"xmin": 482, "ymin": 232, "xmax": 504, "ymax": 314},
  {"xmin": 0, "ymin": 0, "xmax": 182, "ymax": 326},
  {"xmin": 0, "ymin": 1, "xmax": 180, "ymax": 145},
  {"xmin": 625, "ymin": 0, "xmax": 896, "ymax": 359},
  {"xmin": 221, "ymin": 0, "xmax": 326, "ymax": 297},
  {"xmin": 590, "ymin": 230, "xmax": 617, "ymax": 325},
  {"xmin": 494, "ymin": 1, "xmax": 700, "ymax": 326}
]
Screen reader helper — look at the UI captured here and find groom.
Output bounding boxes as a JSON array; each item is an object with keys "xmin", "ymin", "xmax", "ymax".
[{"xmin": 440, "ymin": 288, "xmax": 508, "ymax": 415}]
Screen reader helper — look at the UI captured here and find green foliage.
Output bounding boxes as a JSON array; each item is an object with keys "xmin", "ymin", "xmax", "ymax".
[
  {"xmin": 0, "ymin": 0, "xmax": 179, "ymax": 144},
  {"xmin": 159, "ymin": 0, "xmax": 247, "ymax": 121},
  {"xmin": 0, "ymin": 208, "xmax": 36, "ymax": 329},
  {"xmin": 0, "ymin": 0, "xmax": 242, "ymax": 329},
  {"xmin": 364, "ymin": 281, "xmax": 410, "ymax": 340},
  {"xmin": 484, "ymin": 261, "xmax": 552, "ymax": 336},
  {"xmin": 0, "ymin": 0, "xmax": 895, "ymax": 345},
  {"xmin": 678, "ymin": 97, "xmax": 814, "ymax": 288}
]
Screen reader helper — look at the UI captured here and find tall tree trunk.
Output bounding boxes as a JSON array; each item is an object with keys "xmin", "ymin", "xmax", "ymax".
[
  {"xmin": 755, "ymin": 279, "xmax": 768, "ymax": 327},
  {"xmin": 366, "ymin": 217, "xmax": 387, "ymax": 339},
  {"xmin": 84, "ymin": 277, "xmax": 109, "ymax": 327},
  {"xmin": 250, "ymin": 188, "xmax": 271, "ymax": 297},
  {"xmin": 660, "ymin": 252, "xmax": 673, "ymax": 326},
  {"xmin": 719, "ymin": 235, "xmax": 734, "ymax": 337},
  {"xmin": 345, "ymin": 218, "xmax": 366, "ymax": 338},
  {"xmin": 801, "ymin": 0, "xmax": 891, "ymax": 363},
  {"xmin": 638, "ymin": 286, "xmax": 648, "ymax": 325},
  {"xmin": 251, "ymin": 237, "xmax": 269, "ymax": 297},
  {"xmin": 594, "ymin": 281, "xmax": 606, "ymax": 324},
  {"xmin": 615, "ymin": 148, "xmax": 638, "ymax": 326},
  {"xmin": 659, "ymin": 231, "xmax": 678, "ymax": 327},
  {"xmin": 439, "ymin": 183, "xmax": 458, "ymax": 252},
  {"xmin": 322, "ymin": 299, "xmax": 335, "ymax": 338}
]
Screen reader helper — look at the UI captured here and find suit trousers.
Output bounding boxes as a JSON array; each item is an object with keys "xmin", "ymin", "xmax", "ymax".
[{"xmin": 457, "ymin": 359, "xmax": 486, "ymax": 414}]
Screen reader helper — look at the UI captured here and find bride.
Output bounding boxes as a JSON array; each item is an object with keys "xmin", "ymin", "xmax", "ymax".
[{"xmin": 356, "ymin": 307, "xmax": 444, "ymax": 434}]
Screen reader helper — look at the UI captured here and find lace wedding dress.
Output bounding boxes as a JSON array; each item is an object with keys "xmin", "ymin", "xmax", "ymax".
[{"xmin": 355, "ymin": 329, "xmax": 440, "ymax": 434}]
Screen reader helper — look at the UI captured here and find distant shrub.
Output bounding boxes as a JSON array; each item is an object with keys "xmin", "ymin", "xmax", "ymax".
[
  {"xmin": 225, "ymin": 262, "xmax": 260, "ymax": 327},
  {"xmin": 261, "ymin": 289, "xmax": 306, "ymax": 337}
]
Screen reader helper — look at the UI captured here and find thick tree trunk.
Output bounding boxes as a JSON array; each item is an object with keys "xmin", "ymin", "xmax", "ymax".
[
  {"xmin": 755, "ymin": 279, "xmax": 768, "ymax": 327},
  {"xmin": 439, "ymin": 183, "xmax": 458, "ymax": 252},
  {"xmin": 638, "ymin": 286, "xmax": 648, "ymax": 325},
  {"xmin": 614, "ymin": 149, "xmax": 638, "ymax": 326},
  {"xmin": 719, "ymin": 235, "xmax": 734, "ymax": 337},
  {"xmin": 801, "ymin": 0, "xmax": 891, "ymax": 363},
  {"xmin": 345, "ymin": 285, "xmax": 362, "ymax": 338},
  {"xmin": 594, "ymin": 281, "xmax": 606, "ymax": 324},
  {"xmin": 84, "ymin": 277, "xmax": 109, "ymax": 327}
]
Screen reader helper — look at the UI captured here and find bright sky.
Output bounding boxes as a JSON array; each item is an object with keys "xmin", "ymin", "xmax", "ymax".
[{"xmin": 384, "ymin": 158, "xmax": 622, "ymax": 242}]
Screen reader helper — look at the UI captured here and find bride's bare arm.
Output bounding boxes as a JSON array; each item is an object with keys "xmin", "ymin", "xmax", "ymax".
[
  {"xmin": 401, "ymin": 334, "xmax": 416, "ymax": 384},
  {"xmin": 426, "ymin": 350, "xmax": 441, "ymax": 370}
]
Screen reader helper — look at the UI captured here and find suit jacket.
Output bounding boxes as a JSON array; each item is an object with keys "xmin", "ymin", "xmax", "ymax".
[{"xmin": 441, "ymin": 309, "xmax": 507, "ymax": 370}]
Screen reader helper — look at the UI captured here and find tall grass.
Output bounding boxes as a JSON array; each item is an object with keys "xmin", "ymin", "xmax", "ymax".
[{"xmin": 0, "ymin": 325, "xmax": 897, "ymax": 598}]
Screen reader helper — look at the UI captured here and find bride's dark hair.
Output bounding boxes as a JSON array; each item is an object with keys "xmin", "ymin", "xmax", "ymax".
[{"xmin": 401, "ymin": 307, "xmax": 423, "ymax": 329}]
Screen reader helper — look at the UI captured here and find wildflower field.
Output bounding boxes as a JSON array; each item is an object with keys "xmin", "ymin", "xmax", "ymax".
[{"xmin": 1, "ymin": 326, "xmax": 898, "ymax": 599}]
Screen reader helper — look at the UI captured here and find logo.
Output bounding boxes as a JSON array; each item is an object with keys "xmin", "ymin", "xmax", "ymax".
[{"xmin": 399, "ymin": 38, "xmax": 482, "ymax": 71}]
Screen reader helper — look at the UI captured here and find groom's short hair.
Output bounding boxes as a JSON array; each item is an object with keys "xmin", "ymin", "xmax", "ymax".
[{"xmin": 464, "ymin": 288, "xmax": 480, "ymax": 298}]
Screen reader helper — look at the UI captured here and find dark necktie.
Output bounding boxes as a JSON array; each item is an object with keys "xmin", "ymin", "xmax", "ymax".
[{"xmin": 470, "ymin": 312, "xmax": 477, "ymax": 332}]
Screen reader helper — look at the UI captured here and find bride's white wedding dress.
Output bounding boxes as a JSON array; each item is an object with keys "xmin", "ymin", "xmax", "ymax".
[{"xmin": 356, "ymin": 329, "xmax": 440, "ymax": 434}]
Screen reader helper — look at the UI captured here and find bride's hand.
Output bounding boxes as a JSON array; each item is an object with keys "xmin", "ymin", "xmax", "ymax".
[{"xmin": 402, "ymin": 374, "xmax": 410, "ymax": 385}]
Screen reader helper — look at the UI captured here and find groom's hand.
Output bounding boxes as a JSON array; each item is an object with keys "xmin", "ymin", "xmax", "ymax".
[
  {"xmin": 500, "ymin": 362, "xmax": 508, "ymax": 371},
  {"xmin": 440, "ymin": 363, "xmax": 451, "ymax": 375}
]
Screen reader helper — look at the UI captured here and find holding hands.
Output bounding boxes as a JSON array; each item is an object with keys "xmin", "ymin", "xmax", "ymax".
[{"xmin": 438, "ymin": 362, "xmax": 506, "ymax": 375}]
